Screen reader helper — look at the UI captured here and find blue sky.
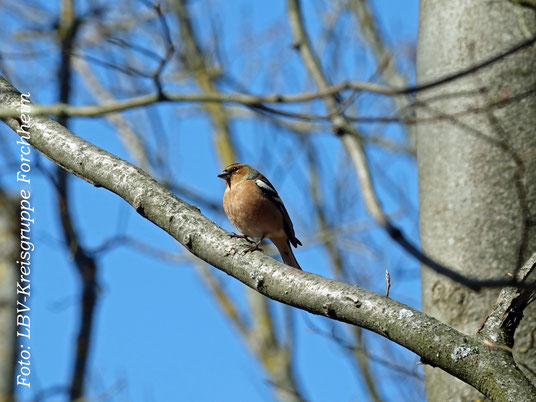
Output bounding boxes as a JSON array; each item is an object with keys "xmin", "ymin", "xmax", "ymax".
[{"xmin": 1, "ymin": 0, "xmax": 422, "ymax": 401}]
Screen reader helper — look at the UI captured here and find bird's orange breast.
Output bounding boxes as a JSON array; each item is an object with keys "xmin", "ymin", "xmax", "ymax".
[{"xmin": 223, "ymin": 179, "xmax": 284, "ymax": 239}]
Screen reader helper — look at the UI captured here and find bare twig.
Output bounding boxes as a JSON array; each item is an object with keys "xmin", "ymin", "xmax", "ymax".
[
  {"xmin": 55, "ymin": 3, "xmax": 99, "ymax": 398},
  {"xmin": 0, "ymin": 77, "xmax": 532, "ymax": 122},
  {"xmin": 0, "ymin": 28, "xmax": 532, "ymax": 120},
  {"xmin": 302, "ymin": 314, "xmax": 423, "ymax": 380},
  {"xmin": 385, "ymin": 269, "xmax": 391, "ymax": 298},
  {"xmin": 401, "ymin": 33, "xmax": 536, "ymax": 95},
  {"xmin": 302, "ymin": 137, "xmax": 383, "ymax": 401},
  {"xmin": 147, "ymin": 1, "xmax": 175, "ymax": 95},
  {"xmin": 172, "ymin": 0, "xmax": 237, "ymax": 165},
  {"xmin": 479, "ymin": 251, "xmax": 536, "ymax": 345}
]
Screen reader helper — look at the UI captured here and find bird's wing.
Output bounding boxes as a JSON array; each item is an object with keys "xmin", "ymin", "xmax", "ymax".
[{"xmin": 254, "ymin": 177, "xmax": 302, "ymax": 248}]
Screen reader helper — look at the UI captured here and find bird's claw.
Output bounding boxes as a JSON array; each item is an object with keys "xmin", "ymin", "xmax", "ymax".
[
  {"xmin": 229, "ymin": 232, "xmax": 255, "ymax": 243},
  {"xmin": 228, "ymin": 232, "xmax": 263, "ymax": 253},
  {"xmin": 243, "ymin": 243, "xmax": 263, "ymax": 254}
]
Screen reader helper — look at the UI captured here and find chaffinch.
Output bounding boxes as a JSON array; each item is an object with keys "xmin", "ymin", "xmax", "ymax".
[{"xmin": 218, "ymin": 163, "xmax": 302, "ymax": 270}]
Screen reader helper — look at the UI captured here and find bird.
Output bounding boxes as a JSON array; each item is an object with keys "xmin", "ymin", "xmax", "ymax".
[{"xmin": 218, "ymin": 163, "xmax": 302, "ymax": 270}]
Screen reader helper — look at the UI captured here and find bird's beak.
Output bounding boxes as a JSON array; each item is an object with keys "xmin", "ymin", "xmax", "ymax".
[{"xmin": 218, "ymin": 171, "xmax": 231, "ymax": 181}]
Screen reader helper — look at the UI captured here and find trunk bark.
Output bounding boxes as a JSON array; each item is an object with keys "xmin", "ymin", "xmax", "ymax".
[{"xmin": 416, "ymin": 1, "xmax": 536, "ymax": 400}]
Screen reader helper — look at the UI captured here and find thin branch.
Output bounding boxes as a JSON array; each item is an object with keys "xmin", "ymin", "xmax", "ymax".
[
  {"xmin": 0, "ymin": 79, "xmax": 397, "ymax": 119},
  {"xmin": 302, "ymin": 138, "xmax": 383, "ymax": 401},
  {"xmin": 194, "ymin": 262, "xmax": 249, "ymax": 336},
  {"xmin": 72, "ymin": 57, "xmax": 152, "ymax": 172},
  {"xmin": 0, "ymin": 78, "xmax": 532, "ymax": 122},
  {"xmin": 479, "ymin": 251, "xmax": 536, "ymax": 345},
  {"xmin": 89, "ymin": 234, "xmax": 188, "ymax": 263},
  {"xmin": 146, "ymin": 1, "xmax": 175, "ymax": 95},
  {"xmin": 172, "ymin": 0, "xmax": 237, "ymax": 165},
  {"xmin": 385, "ymin": 269, "xmax": 391, "ymax": 298},
  {"xmin": 401, "ymin": 33, "xmax": 536, "ymax": 95},
  {"xmin": 55, "ymin": 3, "xmax": 99, "ymax": 398},
  {"xmin": 302, "ymin": 315, "xmax": 423, "ymax": 380},
  {"xmin": 0, "ymin": 29, "xmax": 533, "ymax": 119}
]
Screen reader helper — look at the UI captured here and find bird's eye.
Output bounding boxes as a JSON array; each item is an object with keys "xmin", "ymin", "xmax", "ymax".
[{"xmin": 230, "ymin": 167, "xmax": 239, "ymax": 173}]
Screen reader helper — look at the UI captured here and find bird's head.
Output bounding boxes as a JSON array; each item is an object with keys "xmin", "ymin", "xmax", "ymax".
[{"xmin": 218, "ymin": 163, "xmax": 251, "ymax": 188}]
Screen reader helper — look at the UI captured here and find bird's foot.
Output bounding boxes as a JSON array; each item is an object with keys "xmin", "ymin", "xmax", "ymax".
[
  {"xmin": 243, "ymin": 239, "xmax": 264, "ymax": 254},
  {"xmin": 229, "ymin": 232, "xmax": 255, "ymax": 243}
]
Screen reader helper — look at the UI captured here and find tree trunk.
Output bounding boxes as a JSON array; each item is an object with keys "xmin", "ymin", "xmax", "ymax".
[
  {"xmin": 0, "ymin": 191, "xmax": 19, "ymax": 401},
  {"xmin": 416, "ymin": 1, "xmax": 536, "ymax": 400}
]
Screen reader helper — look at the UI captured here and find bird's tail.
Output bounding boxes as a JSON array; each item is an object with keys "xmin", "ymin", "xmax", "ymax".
[{"xmin": 272, "ymin": 237, "xmax": 302, "ymax": 270}]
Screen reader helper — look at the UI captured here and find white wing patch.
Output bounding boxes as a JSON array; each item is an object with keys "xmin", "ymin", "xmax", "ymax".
[
  {"xmin": 255, "ymin": 179, "xmax": 276, "ymax": 193},
  {"xmin": 255, "ymin": 179, "xmax": 283, "ymax": 205}
]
